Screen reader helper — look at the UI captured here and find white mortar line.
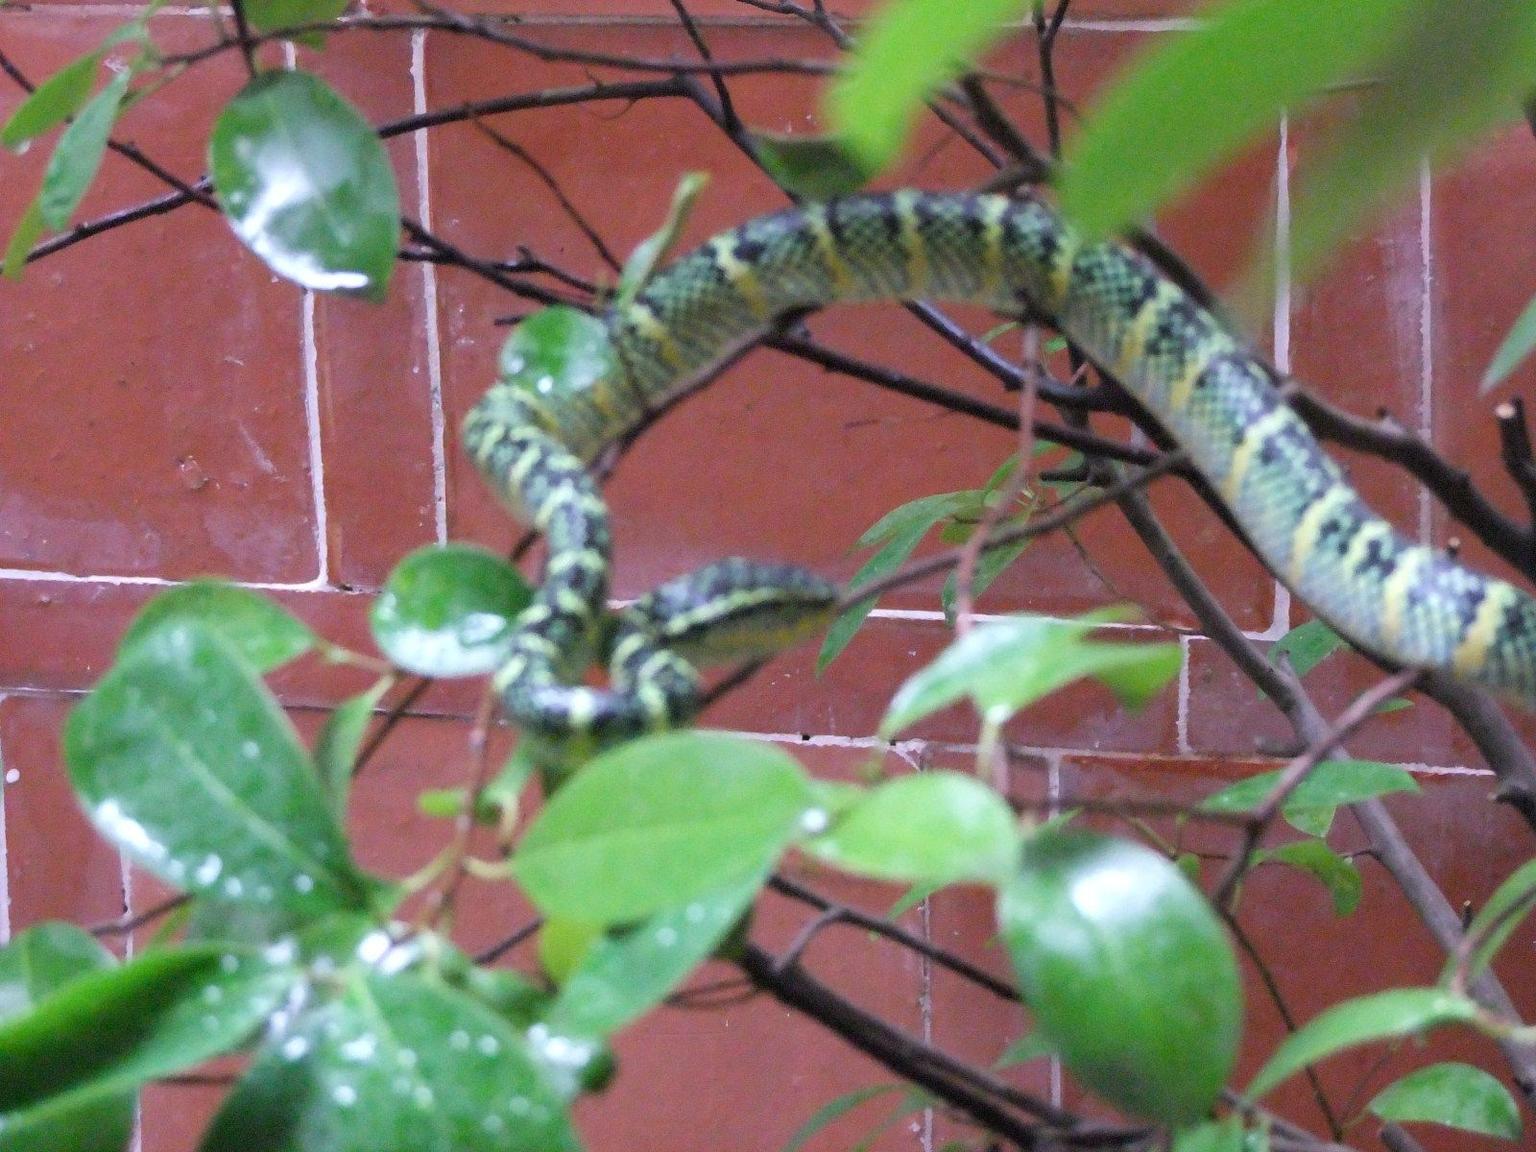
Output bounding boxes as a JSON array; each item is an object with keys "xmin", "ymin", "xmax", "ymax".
[
  {"xmin": 0, "ymin": 567, "xmax": 339, "ymax": 591},
  {"xmin": 301, "ymin": 289, "xmax": 332, "ymax": 584},
  {"xmin": 1265, "ymin": 115, "xmax": 1294, "ymax": 642},
  {"xmin": 1418, "ymin": 159, "xmax": 1435, "ymax": 544},
  {"xmin": 412, "ymin": 30, "xmax": 450, "ymax": 545},
  {"xmin": 1174, "ymin": 635, "xmax": 1192, "ymax": 754}
]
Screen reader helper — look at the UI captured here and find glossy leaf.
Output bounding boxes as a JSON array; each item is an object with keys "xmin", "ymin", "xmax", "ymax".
[
  {"xmin": 1, "ymin": 53, "xmax": 101, "ymax": 151},
  {"xmin": 1267, "ymin": 618, "xmax": 1345, "ymax": 680},
  {"xmin": 371, "ymin": 544, "xmax": 531, "ymax": 677},
  {"xmin": 514, "ymin": 731, "xmax": 813, "ymax": 924},
  {"xmin": 39, "ymin": 68, "xmax": 129, "ymax": 229},
  {"xmin": 1259, "ymin": 840, "xmax": 1361, "ymax": 916},
  {"xmin": 803, "ymin": 771, "xmax": 1017, "ymax": 885},
  {"xmin": 121, "ymin": 580, "xmax": 315, "ymax": 672},
  {"xmin": 209, "ymin": 69, "xmax": 399, "ymax": 300},
  {"xmin": 0, "ymin": 922, "xmax": 114, "ymax": 1021},
  {"xmin": 0, "ymin": 946, "xmax": 293, "ymax": 1118},
  {"xmin": 201, "ymin": 968, "xmax": 579, "ymax": 1152},
  {"xmin": 1482, "ymin": 291, "xmax": 1536, "ymax": 393},
  {"xmin": 1058, "ymin": 0, "xmax": 1416, "ymax": 240},
  {"xmin": 538, "ymin": 919, "xmax": 603, "ymax": 986},
  {"xmin": 1248, "ymin": 988, "xmax": 1481, "ymax": 1099},
  {"xmin": 1367, "ymin": 1062, "xmax": 1521, "ymax": 1140},
  {"xmin": 244, "ymin": 0, "xmax": 348, "ymax": 35},
  {"xmin": 66, "ymin": 620, "xmax": 376, "ymax": 918},
  {"xmin": 315, "ymin": 678, "xmax": 392, "ymax": 816},
  {"xmin": 544, "ymin": 874, "xmax": 761, "ymax": 1039},
  {"xmin": 1288, "ymin": 2, "xmax": 1536, "ymax": 284},
  {"xmin": 827, "ymin": 0, "xmax": 1025, "ymax": 173},
  {"xmin": 753, "ymin": 133, "xmax": 872, "ymax": 200},
  {"xmin": 1201, "ymin": 759, "xmax": 1418, "ymax": 840},
  {"xmin": 1453, "ymin": 856, "xmax": 1536, "ymax": 980},
  {"xmin": 616, "ymin": 171, "xmax": 707, "ymax": 307},
  {"xmin": 880, "ymin": 610, "xmax": 1179, "ymax": 738},
  {"xmin": 997, "ymin": 829, "xmax": 1241, "ymax": 1123},
  {"xmin": 496, "ymin": 306, "xmax": 619, "ymax": 433}
]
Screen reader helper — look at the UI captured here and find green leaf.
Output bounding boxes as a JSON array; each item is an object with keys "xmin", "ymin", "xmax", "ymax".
[
  {"xmin": 0, "ymin": 923, "xmax": 115, "ymax": 1023},
  {"xmin": 1367, "ymin": 1062, "xmax": 1521, "ymax": 1141},
  {"xmin": 544, "ymin": 873, "xmax": 761, "ymax": 1039},
  {"xmin": 209, "ymin": 69, "xmax": 399, "ymax": 300},
  {"xmin": 66, "ymin": 620, "xmax": 377, "ymax": 918},
  {"xmin": 940, "ymin": 535, "xmax": 1030, "ymax": 622},
  {"xmin": 1289, "ymin": 2, "xmax": 1536, "ymax": 285},
  {"xmin": 616, "ymin": 171, "xmax": 707, "ymax": 307},
  {"xmin": 122, "ymin": 580, "xmax": 315, "ymax": 672},
  {"xmin": 38, "ymin": 68, "xmax": 129, "ymax": 230},
  {"xmin": 1172, "ymin": 1118, "xmax": 1246, "ymax": 1152},
  {"xmin": 315, "ymin": 678, "xmax": 392, "ymax": 817},
  {"xmin": 201, "ymin": 968, "xmax": 580, "ymax": 1152},
  {"xmin": 1057, "ymin": 0, "xmax": 1417, "ymax": 240},
  {"xmin": 1248, "ymin": 988, "xmax": 1481, "ymax": 1099},
  {"xmin": 1453, "ymin": 856, "xmax": 1536, "ymax": 981},
  {"xmin": 880, "ymin": 610, "xmax": 1179, "ymax": 738},
  {"xmin": 495, "ymin": 307, "xmax": 620, "ymax": 453},
  {"xmin": 779, "ymin": 1085, "xmax": 908, "ymax": 1152},
  {"xmin": 1482, "ymin": 291, "xmax": 1536, "ymax": 392},
  {"xmin": 1267, "ymin": 618, "xmax": 1345, "ymax": 680},
  {"xmin": 997, "ymin": 829, "xmax": 1241, "ymax": 1124},
  {"xmin": 803, "ymin": 771, "xmax": 1018, "ymax": 885},
  {"xmin": 752, "ymin": 133, "xmax": 873, "ymax": 200},
  {"xmin": 1259, "ymin": 840, "xmax": 1361, "ymax": 916},
  {"xmin": 3, "ymin": 198, "xmax": 46, "ymax": 280},
  {"xmin": 994, "ymin": 1032, "xmax": 1056, "ymax": 1068},
  {"xmin": 1200, "ymin": 759, "xmax": 1419, "ymax": 840},
  {"xmin": 371, "ymin": 544, "xmax": 532, "ymax": 677},
  {"xmin": 0, "ymin": 945, "xmax": 294, "ymax": 1119},
  {"xmin": 1, "ymin": 53, "xmax": 101, "ymax": 151},
  {"xmin": 514, "ymin": 731, "xmax": 813, "ymax": 925},
  {"xmin": 243, "ymin": 0, "xmax": 348, "ymax": 35},
  {"xmin": 826, "ymin": 0, "xmax": 1026, "ymax": 174}
]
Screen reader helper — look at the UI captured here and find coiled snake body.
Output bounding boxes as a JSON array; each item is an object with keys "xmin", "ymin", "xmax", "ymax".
[{"xmin": 464, "ymin": 191, "xmax": 1536, "ymax": 757}]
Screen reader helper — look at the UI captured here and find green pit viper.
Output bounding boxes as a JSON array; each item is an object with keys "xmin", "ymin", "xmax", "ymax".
[{"xmin": 463, "ymin": 191, "xmax": 1536, "ymax": 760}]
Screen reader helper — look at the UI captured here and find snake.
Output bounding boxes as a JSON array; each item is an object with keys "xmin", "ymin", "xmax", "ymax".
[{"xmin": 463, "ymin": 190, "xmax": 1536, "ymax": 758}]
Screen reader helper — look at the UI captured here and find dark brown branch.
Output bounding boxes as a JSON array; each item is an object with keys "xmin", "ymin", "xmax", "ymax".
[{"xmin": 1496, "ymin": 398, "xmax": 1536, "ymax": 529}]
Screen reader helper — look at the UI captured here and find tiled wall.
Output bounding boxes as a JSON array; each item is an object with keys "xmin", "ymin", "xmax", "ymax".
[{"xmin": 3, "ymin": 4, "xmax": 1536, "ymax": 1150}]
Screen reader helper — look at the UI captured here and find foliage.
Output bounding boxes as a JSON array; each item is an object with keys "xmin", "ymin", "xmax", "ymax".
[{"xmin": 2, "ymin": 0, "xmax": 1535, "ymax": 1148}]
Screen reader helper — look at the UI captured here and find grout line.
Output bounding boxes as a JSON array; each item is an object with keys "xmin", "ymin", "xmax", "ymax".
[
  {"xmin": 0, "ymin": 694, "xmax": 9, "ymax": 946},
  {"xmin": 1174, "ymin": 636, "xmax": 1191, "ymax": 755},
  {"xmin": 118, "ymin": 849, "xmax": 135, "ymax": 957},
  {"xmin": 1266, "ymin": 114, "xmax": 1294, "ymax": 642},
  {"xmin": 0, "ymin": 568, "xmax": 339, "ymax": 591},
  {"xmin": 1418, "ymin": 159, "xmax": 1435, "ymax": 545},
  {"xmin": 302, "ymin": 289, "xmax": 332, "ymax": 585},
  {"xmin": 412, "ymin": 30, "xmax": 450, "ymax": 545}
]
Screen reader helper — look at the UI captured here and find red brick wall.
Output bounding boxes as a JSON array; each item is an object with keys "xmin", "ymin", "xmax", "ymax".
[{"xmin": 3, "ymin": 4, "xmax": 1536, "ymax": 1150}]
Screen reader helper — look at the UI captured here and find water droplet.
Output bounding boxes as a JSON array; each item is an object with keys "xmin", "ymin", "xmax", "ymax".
[
  {"xmin": 263, "ymin": 938, "xmax": 298, "ymax": 966},
  {"xmin": 241, "ymin": 739, "xmax": 260, "ymax": 759},
  {"xmin": 449, "ymin": 1029, "xmax": 470, "ymax": 1050},
  {"xmin": 222, "ymin": 876, "xmax": 245, "ymax": 899},
  {"xmin": 332, "ymin": 1084, "xmax": 357, "ymax": 1107},
  {"xmin": 219, "ymin": 953, "xmax": 241, "ymax": 974},
  {"xmin": 293, "ymin": 873, "xmax": 315, "ymax": 894},
  {"xmin": 413, "ymin": 1085, "xmax": 434, "ymax": 1109},
  {"xmin": 508, "ymin": 1096, "xmax": 530, "ymax": 1116},
  {"xmin": 482, "ymin": 1114, "xmax": 506, "ymax": 1135},
  {"xmin": 3, "ymin": 769, "xmax": 18, "ymax": 784},
  {"xmin": 684, "ymin": 903, "xmax": 705, "ymax": 923},
  {"xmin": 282, "ymin": 1035, "xmax": 310, "ymax": 1061},
  {"xmin": 654, "ymin": 927, "xmax": 678, "ymax": 947},
  {"xmin": 476, "ymin": 1034, "xmax": 500, "ymax": 1056},
  {"xmin": 341, "ymin": 1034, "xmax": 377, "ymax": 1062},
  {"xmin": 798, "ymin": 807, "xmax": 831, "ymax": 835},
  {"xmin": 397, "ymin": 1048, "xmax": 418, "ymax": 1069},
  {"xmin": 202, "ymin": 984, "xmax": 224, "ymax": 1005},
  {"xmin": 194, "ymin": 854, "xmax": 223, "ymax": 886},
  {"xmin": 357, "ymin": 931, "xmax": 391, "ymax": 965}
]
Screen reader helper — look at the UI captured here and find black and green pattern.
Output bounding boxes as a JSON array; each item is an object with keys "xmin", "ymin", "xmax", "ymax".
[{"xmin": 465, "ymin": 191, "xmax": 1536, "ymax": 756}]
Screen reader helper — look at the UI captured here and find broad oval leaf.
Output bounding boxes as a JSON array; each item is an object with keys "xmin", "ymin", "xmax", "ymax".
[
  {"xmin": 495, "ymin": 307, "xmax": 618, "ymax": 457},
  {"xmin": 200, "ymin": 968, "xmax": 579, "ymax": 1152},
  {"xmin": 544, "ymin": 873, "xmax": 762, "ymax": 1039},
  {"xmin": 1367, "ymin": 1061, "xmax": 1521, "ymax": 1141},
  {"xmin": 803, "ymin": 771, "xmax": 1018, "ymax": 885},
  {"xmin": 1058, "ymin": 0, "xmax": 1418, "ymax": 240},
  {"xmin": 1, "ymin": 53, "xmax": 101, "ymax": 152},
  {"xmin": 1171, "ymin": 1118, "xmax": 1245, "ymax": 1152},
  {"xmin": 0, "ymin": 945, "xmax": 294, "ymax": 1119},
  {"xmin": 38, "ymin": 68, "xmax": 130, "ymax": 230},
  {"xmin": 209, "ymin": 69, "xmax": 399, "ymax": 300},
  {"xmin": 65, "ymin": 620, "xmax": 377, "ymax": 918},
  {"xmin": 826, "ymin": 0, "xmax": 1026, "ymax": 174},
  {"xmin": 997, "ymin": 829, "xmax": 1242, "ymax": 1124},
  {"xmin": 1201, "ymin": 759, "xmax": 1419, "ymax": 840},
  {"xmin": 371, "ymin": 545, "xmax": 530, "ymax": 677},
  {"xmin": 121, "ymin": 580, "xmax": 315, "ymax": 672},
  {"xmin": 513, "ymin": 731, "xmax": 813, "ymax": 924},
  {"xmin": 1248, "ymin": 988, "xmax": 1482, "ymax": 1099},
  {"xmin": 881, "ymin": 610, "xmax": 1179, "ymax": 738},
  {"xmin": 1266, "ymin": 618, "xmax": 1345, "ymax": 680}
]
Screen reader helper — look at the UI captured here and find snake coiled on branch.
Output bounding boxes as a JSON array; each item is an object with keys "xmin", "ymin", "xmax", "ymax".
[{"xmin": 463, "ymin": 191, "xmax": 1536, "ymax": 757}]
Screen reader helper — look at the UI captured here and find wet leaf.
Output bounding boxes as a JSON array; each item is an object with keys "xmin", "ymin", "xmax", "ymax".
[
  {"xmin": 514, "ymin": 732, "xmax": 812, "ymax": 924},
  {"xmin": 66, "ymin": 620, "xmax": 378, "ymax": 919},
  {"xmin": 1258, "ymin": 840, "xmax": 1361, "ymax": 916},
  {"xmin": 1248, "ymin": 988, "xmax": 1481, "ymax": 1099},
  {"xmin": 371, "ymin": 544, "xmax": 531, "ymax": 677},
  {"xmin": 1201, "ymin": 759, "xmax": 1418, "ymax": 840},
  {"xmin": 997, "ymin": 829, "xmax": 1241, "ymax": 1123},
  {"xmin": 803, "ymin": 771, "xmax": 1017, "ymax": 885},
  {"xmin": 495, "ymin": 307, "xmax": 619, "ymax": 442},
  {"xmin": 3, "ymin": 199, "xmax": 46, "ymax": 280},
  {"xmin": 1368, "ymin": 1062, "xmax": 1521, "ymax": 1140},
  {"xmin": 39, "ymin": 68, "xmax": 129, "ymax": 229},
  {"xmin": 200, "ymin": 967, "xmax": 580, "ymax": 1152},
  {"xmin": 209, "ymin": 69, "xmax": 399, "ymax": 300},
  {"xmin": 121, "ymin": 580, "xmax": 315, "ymax": 672},
  {"xmin": 1267, "ymin": 618, "xmax": 1345, "ymax": 680}
]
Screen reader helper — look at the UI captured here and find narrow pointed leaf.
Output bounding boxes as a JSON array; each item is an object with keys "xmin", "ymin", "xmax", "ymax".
[
  {"xmin": 1267, "ymin": 618, "xmax": 1345, "ymax": 680},
  {"xmin": 752, "ymin": 133, "xmax": 872, "ymax": 200},
  {"xmin": 616, "ymin": 171, "xmax": 707, "ymax": 307},
  {"xmin": 209, "ymin": 69, "xmax": 399, "ymax": 300},
  {"xmin": 244, "ymin": 0, "xmax": 348, "ymax": 35},
  {"xmin": 1367, "ymin": 1062, "xmax": 1521, "ymax": 1140},
  {"xmin": 3, "ymin": 198, "xmax": 46, "ymax": 280},
  {"xmin": 1452, "ymin": 856, "xmax": 1536, "ymax": 981},
  {"xmin": 38, "ymin": 68, "xmax": 129, "ymax": 229},
  {"xmin": 1, "ymin": 52, "xmax": 101, "ymax": 151},
  {"xmin": 1482, "ymin": 292, "xmax": 1536, "ymax": 393},
  {"xmin": 315, "ymin": 678, "xmax": 392, "ymax": 816},
  {"xmin": 1201, "ymin": 759, "xmax": 1418, "ymax": 841}
]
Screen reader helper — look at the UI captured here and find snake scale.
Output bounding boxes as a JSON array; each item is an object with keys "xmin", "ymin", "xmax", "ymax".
[{"xmin": 463, "ymin": 191, "xmax": 1536, "ymax": 758}]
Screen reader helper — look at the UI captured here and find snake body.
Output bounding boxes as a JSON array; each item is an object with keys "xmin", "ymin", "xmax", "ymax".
[{"xmin": 465, "ymin": 191, "xmax": 1536, "ymax": 753}]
